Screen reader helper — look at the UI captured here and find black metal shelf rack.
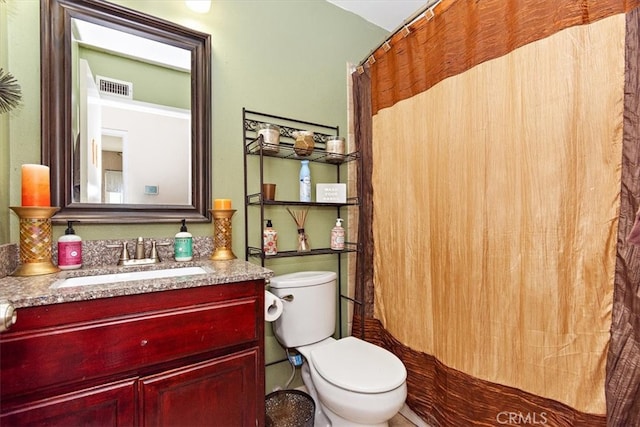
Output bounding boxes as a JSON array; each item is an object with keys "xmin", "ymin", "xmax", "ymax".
[{"xmin": 242, "ymin": 108, "xmax": 362, "ymax": 342}]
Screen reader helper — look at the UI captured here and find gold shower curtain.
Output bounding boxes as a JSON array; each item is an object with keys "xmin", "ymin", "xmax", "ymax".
[
  {"xmin": 354, "ymin": 0, "xmax": 640, "ymax": 425},
  {"xmin": 374, "ymin": 15, "xmax": 623, "ymax": 414}
]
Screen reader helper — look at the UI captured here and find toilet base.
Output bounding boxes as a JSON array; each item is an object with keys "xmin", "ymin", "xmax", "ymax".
[
  {"xmin": 301, "ymin": 364, "xmax": 390, "ymax": 427},
  {"xmin": 321, "ymin": 405, "xmax": 388, "ymax": 427},
  {"xmin": 300, "ymin": 363, "xmax": 332, "ymax": 427}
]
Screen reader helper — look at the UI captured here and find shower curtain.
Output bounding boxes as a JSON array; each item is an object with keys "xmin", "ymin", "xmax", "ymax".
[{"xmin": 352, "ymin": 0, "xmax": 640, "ymax": 425}]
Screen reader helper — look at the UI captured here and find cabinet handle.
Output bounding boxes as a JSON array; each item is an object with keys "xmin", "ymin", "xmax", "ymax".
[{"xmin": 0, "ymin": 301, "xmax": 17, "ymax": 332}]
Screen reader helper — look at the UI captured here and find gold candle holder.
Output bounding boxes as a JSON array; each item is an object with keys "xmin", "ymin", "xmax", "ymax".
[
  {"xmin": 210, "ymin": 209, "xmax": 237, "ymax": 261},
  {"xmin": 10, "ymin": 206, "xmax": 60, "ymax": 276}
]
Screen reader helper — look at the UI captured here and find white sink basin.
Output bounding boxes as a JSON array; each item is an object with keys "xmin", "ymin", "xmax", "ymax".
[{"xmin": 51, "ymin": 266, "xmax": 210, "ymax": 289}]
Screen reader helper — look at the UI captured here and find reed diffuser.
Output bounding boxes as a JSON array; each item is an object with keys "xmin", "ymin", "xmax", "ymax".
[{"xmin": 287, "ymin": 207, "xmax": 310, "ymax": 252}]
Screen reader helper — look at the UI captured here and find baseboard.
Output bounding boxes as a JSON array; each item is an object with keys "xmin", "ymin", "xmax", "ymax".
[{"xmin": 399, "ymin": 404, "xmax": 431, "ymax": 427}]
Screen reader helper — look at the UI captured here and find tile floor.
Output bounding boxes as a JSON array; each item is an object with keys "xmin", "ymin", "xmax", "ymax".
[{"xmin": 389, "ymin": 412, "xmax": 418, "ymax": 426}]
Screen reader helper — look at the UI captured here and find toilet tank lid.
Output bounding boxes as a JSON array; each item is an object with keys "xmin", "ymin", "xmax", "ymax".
[
  {"xmin": 269, "ymin": 271, "xmax": 337, "ymax": 289},
  {"xmin": 311, "ymin": 337, "xmax": 407, "ymax": 394}
]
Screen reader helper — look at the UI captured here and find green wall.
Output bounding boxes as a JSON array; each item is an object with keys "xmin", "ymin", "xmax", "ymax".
[
  {"xmin": 2, "ymin": 0, "xmax": 388, "ymax": 393},
  {"xmin": 0, "ymin": 1, "xmax": 9, "ymax": 243},
  {"xmin": 2, "ymin": 0, "xmax": 387, "ymax": 243}
]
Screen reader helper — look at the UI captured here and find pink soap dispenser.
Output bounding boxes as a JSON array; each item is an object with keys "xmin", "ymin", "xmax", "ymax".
[{"xmin": 58, "ymin": 221, "xmax": 82, "ymax": 270}]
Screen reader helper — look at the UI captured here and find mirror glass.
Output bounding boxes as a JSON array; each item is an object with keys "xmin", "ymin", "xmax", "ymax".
[
  {"xmin": 42, "ymin": 0, "xmax": 211, "ymax": 223},
  {"xmin": 72, "ymin": 18, "xmax": 192, "ymax": 206}
]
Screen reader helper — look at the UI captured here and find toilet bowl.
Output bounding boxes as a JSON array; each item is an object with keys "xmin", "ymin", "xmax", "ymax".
[
  {"xmin": 269, "ymin": 271, "xmax": 408, "ymax": 426},
  {"xmin": 297, "ymin": 337, "xmax": 407, "ymax": 426}
]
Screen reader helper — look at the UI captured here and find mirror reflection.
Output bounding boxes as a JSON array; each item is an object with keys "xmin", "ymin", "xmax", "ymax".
[{"xmin": 72, "ymin": 18, "xmax": 192, "ymax": 206}]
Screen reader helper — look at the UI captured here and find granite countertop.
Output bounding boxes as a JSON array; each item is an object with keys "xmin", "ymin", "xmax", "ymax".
[{"xmin": 0, "ymin": 259, "xmax": 273, "ymax": 309}]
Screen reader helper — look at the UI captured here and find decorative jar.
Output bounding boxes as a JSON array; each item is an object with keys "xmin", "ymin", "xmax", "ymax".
[
  {"xmin": 293, "ymin": 131, "xmax": 314, "ymax": 156},
  {"xmin": 326, "ymin": 136, "xmax": 345, "ymax": 164},
  {"xmin": 258, "ymin": 123, "xmax": 280, "ymax": 153}
]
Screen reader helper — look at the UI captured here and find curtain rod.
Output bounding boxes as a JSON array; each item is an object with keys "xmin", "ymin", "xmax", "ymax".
[{"xmin": 357, "ymin": 0, "xmax": 442, "ymax": 68}]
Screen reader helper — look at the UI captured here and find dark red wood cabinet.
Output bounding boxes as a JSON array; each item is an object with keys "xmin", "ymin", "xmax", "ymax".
[{"xmin": 0, "ymin": 280, "xmax": 265, "ymax": 427}]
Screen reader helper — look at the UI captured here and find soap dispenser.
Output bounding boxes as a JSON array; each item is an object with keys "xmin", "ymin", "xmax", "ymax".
[
  {"xmin": 330, "ymin": 218, "xmax": 345, "ymax": 251},
  {"xmin": 263, "ymin": 219, "xmax": 278, "ymax": 256},
  {"xmin": 174, "ymin": 219, "xmax": 193, "ymax": 261},
  {"xmin": 58, "ymin": 220, "xmax": 82, "ymax": 270}
]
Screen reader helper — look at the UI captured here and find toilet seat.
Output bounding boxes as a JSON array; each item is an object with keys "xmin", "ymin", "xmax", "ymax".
[{"xmin": 310, "ymin": 336, "xmax": 406, "ymax": 394}]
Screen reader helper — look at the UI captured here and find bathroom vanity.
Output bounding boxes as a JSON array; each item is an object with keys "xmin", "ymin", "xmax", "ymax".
[{"xmin": 0, "ymin": 259, "xmax": 270, "ymax": 426}]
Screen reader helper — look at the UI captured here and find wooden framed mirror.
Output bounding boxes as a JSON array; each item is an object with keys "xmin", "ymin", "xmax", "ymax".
[{"xmin": 41, "ymin": 0, "xmax": 211, "ymax": 223}]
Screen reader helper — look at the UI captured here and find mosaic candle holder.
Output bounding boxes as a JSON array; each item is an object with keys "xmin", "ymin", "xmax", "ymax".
[
  {"xmin": 10, "ymin": 206, "xmax": 60, "ymax": 276},
  {"xmin": 210, "ymin": 209, "xmax": 237, "ymax": 261}
]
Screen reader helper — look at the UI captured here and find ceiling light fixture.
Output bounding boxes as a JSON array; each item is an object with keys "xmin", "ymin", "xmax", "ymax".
[{"xmin": 185, "ymin": 0, "xmax": 211, "ymax": 14}]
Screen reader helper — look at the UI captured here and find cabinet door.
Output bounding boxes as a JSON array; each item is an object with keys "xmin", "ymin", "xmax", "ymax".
[
  {"xmin": 139, "ymin": 348, "xmax": 261, "ymax": 427},
  {"xmin": 0, "ymin": 378, "xmax": 136, "ymax": 427}
]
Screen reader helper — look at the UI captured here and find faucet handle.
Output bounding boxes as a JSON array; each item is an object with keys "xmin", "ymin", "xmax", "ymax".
[
  {"xmin": 149, "ymin": 241, "xmax": 160, "ymax": 262},
  {"xmin": 150, "ymin": 241, "xmax": 171, "ymax": 262},
  {"xmin": 106, "ymin": 241, "xmax": 130, "ymax": 265}
]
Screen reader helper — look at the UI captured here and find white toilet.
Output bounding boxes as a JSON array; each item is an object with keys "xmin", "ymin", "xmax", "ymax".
[{"xmin": 269, "ymin": 271, "xmax": 407, "ymax": 427}]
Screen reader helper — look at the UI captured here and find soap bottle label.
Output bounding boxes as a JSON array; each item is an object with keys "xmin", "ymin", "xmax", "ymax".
[
  {"xmin": 59, "ymin": 241, "xmax": 82, "ymax": 266},
  {"xmin": 331, "ymin": 228, "xmax": 345, "ymax": 250},
  {"xmin": 263, "ymin": 229, "xmax": 278, "ymax": 255},
  {"xmin": 175, "ymin": 237, "xmax": 193, "ymax": 260}
]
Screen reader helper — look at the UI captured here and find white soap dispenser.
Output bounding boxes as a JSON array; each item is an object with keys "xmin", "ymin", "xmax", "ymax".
[
  {"xmin": 330, "ymin": 218, "xmax": 345, "ymax": 251},
  {"xmin": 58, "ymin": 220, "xmax": 82, "ymax": 270},
  {"xmin": 174, "ymin": 219, "xmax": 193, "ymax": 261}
]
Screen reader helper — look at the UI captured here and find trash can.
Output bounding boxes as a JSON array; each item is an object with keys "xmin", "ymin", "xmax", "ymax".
[{"xmin": 265, "ymin": 389, "xmax": 315, "ymax": 427}]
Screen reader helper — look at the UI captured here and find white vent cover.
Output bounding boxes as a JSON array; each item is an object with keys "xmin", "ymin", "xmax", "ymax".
[{"xmin": 96, "ymin": 75, "xmax": 133, "ymax": 99}]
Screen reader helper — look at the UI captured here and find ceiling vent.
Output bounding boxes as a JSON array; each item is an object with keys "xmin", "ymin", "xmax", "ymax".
[{"xmin": 96, "ymin": 75, "xmax": 133, "ymax": 99}]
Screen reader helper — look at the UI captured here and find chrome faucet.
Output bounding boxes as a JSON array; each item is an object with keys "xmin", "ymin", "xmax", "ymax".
[{"xmin": 107, "ymin": 237, "xmax": 170, "ymax": 266}]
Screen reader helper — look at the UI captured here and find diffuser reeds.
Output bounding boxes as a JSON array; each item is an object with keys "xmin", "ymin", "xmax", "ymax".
[{"xmin": 287, "ymin": 208, "xmax": 310, "ymax": 252}]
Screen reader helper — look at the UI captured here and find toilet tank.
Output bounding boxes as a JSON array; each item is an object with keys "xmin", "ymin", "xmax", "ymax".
[{"xmin": 269, "ymin": 271, "xmax": 337, "ymax": 348}]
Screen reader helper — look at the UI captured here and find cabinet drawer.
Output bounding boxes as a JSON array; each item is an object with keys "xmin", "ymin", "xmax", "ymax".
[
  {"xmin": 1, "ymin": 295, "xmax": 259, "ymax": 399},
  {"xmin": 1, "ymin": 378, "xmax": 136, "ymax": 426}
]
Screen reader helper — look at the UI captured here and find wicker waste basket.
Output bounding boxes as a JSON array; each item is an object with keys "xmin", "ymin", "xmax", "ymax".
[{"xmin": 265, "ymin": 389, "xmax": 315, "ymax": 427}]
